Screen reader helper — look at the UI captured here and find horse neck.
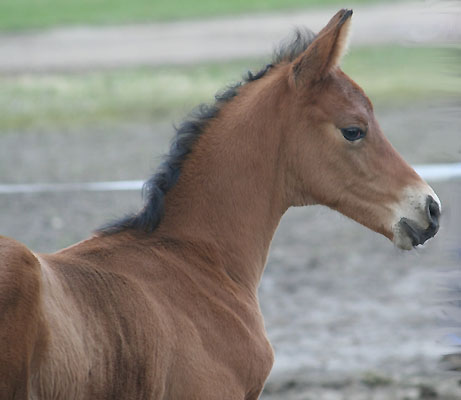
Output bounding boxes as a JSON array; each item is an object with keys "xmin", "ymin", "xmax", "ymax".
[{"xmin": 156, "ymin": 80, "xmax": 289, "ymax": 292}]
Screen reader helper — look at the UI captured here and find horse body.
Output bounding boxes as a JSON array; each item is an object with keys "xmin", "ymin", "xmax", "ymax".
[
  {"xmin": 1, "ymin": 9, "xmax": 441, "ymax": 399},
  {"xmin": 2, "ymin": 233, "xmax": 273, "ymax": 399}
]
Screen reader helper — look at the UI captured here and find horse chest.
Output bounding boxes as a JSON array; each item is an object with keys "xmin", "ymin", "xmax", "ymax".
[
  {"xmin": 167, "ymin": 295, "xmax": 275, "ymax": 398},
  {"xmin": 169, "ymin": 333, "xmax": 273, "ymax": 399}
]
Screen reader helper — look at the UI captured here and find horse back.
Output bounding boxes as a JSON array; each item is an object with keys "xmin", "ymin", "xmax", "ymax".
[{"xmin": 0, "ymin": 233, "xmax": 273, "ymax": 399}]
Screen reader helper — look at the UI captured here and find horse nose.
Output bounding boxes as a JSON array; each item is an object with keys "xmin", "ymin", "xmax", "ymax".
[
  {"xmin": 399, "ymin": 195, "xmax": 441, "ymax": 247},
  {"xmin": 412, "ymin": 195, "xmax": 441, "ymax": 245},
  {"xmin": 426, "ymin": 195, "xmax": 440, "ymax": 230}
]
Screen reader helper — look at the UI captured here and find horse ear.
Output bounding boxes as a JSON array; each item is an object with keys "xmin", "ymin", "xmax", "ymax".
[{"xmin": 290, "ymin": 9, "xmax": 353, "ymax": 86}]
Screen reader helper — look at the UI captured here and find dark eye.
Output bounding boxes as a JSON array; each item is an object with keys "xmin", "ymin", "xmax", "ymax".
[{"xmin": 341, "ymin": 127, "xmax": 366, "ymax": 142}]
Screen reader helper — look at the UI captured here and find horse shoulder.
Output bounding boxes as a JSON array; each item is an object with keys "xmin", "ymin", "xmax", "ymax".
[
  {"xmin": 33, "ymin": 244, "xmax": 173, "ymax": 399},
  {"xmin": 30, "ymin": 252, "xmax": 98, "ymax": 399},
  {"xmin": 0, "ymin": 236, "xmax": 47, "ymax": 398}
]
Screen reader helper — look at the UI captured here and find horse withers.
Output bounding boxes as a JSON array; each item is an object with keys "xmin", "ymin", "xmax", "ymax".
[{"xmin": 0, "ymin": 9, "xmax": 440, "ymax": 399}]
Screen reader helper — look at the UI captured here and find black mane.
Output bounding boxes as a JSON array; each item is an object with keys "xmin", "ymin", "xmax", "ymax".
[{"xmin": 98, "ymin": 29, "xmax": 316, "ymax": 235}]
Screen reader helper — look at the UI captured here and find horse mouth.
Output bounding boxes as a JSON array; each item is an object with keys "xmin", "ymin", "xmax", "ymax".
[{"xmin": 398, "ymin": 217, "xmax": 439, "ymax": 248}]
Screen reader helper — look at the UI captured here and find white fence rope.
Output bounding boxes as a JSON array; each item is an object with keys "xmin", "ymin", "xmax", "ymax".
[
  {"xmin": 0, "ymin": 163, "xmax": 460, "ymax": 194},
  {"xmin": 0, "ymin": 180, "xmax": 144, "ymax": 194},
  {"xmin": 413, "ymin": 163, "xmax": 461, "ymax": 182}
]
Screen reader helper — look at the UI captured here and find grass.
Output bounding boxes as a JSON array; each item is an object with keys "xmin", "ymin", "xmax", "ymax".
[
  {"xmin": 1, "ymin": 62, "xmax": 249, "ymax": 130},
  {"xmin": 342, "ymin": 46, "xmax": 459, "ymax": 100},
  {"xmin": 1, "ymin": 46, "xmax": 458, "ymax": 131},
  {"xmin": 0, "ymin": 0, "xmax": 388, "ymax": 32}
]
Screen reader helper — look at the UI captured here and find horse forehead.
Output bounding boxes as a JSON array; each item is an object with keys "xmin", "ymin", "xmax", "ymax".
[{"xmin": 329, "ymin": 70, "xmax": 373, "ymax": 111}]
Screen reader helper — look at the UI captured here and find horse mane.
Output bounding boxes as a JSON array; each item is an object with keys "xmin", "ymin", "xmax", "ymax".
[{"xmin": 98, "ymin": 28, "xmax": 316, "ymax": 235}]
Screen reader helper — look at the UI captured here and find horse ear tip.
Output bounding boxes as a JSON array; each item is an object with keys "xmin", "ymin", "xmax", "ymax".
[
  {"xmin": 335, "ymin": 9, "xmax": 353, "ymax": 27},
  {"xmin": 342, "ymin": 9, "xmax": 353, "ymax": 19}
]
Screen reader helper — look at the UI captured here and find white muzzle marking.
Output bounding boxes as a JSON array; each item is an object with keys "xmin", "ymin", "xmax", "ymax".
[{"xmin": 391, "ymin": 184, "xmax": 441, "ymax": 250}]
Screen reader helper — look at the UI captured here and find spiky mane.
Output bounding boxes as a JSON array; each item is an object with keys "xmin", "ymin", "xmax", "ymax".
[{"xmin": 98, "ymin": 29, "xmax": 316, "ymax": 235}]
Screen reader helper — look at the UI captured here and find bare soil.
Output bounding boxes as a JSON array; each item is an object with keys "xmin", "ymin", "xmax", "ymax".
[{"xmin": 1, "ymin": 101, "xmax": 460, "ymax": 399}]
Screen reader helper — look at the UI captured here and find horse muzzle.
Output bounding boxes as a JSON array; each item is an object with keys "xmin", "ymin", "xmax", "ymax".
[
  {"xmin": 398, "ymin": 196, "xmax": 440, "ymax": 247},
  {"xmin": 392, "ymin": 188, "xmax": 441, "ymax": 250}
]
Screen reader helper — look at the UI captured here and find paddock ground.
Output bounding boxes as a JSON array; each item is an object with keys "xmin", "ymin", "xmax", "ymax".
[{"xmin": 1, "ymin": 100, "xmax": 461, "ymax": 399}]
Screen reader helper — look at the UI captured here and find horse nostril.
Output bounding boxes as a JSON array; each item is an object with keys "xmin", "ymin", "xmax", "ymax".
[{"xmin": 426, "ymin": 196, "xmax": 440, "ymax": 225}]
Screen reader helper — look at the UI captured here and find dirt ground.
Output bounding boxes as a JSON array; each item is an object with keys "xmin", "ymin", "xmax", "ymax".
[{"xmin": 1, "ymin": 100, "xmax": 461, "ymax": 399}]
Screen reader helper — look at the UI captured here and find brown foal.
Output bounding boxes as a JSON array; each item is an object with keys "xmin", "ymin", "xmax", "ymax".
[{"xmin": 0, "ymin": 9, "xmax": 440, "ymax": 400}]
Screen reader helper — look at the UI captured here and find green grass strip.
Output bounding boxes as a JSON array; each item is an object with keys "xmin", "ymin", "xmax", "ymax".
[
  {"xmin": 1, "ymin": 0, "xmax": 388, "ymax": 32},
  {"xmin": 0, "ymin": 46, "xmax": 458, "ymax": 131}
]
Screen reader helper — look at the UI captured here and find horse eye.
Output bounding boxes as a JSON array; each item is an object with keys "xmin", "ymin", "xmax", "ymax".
[{"xmin": 341, "ymin": 127, "xmax": 365, "ymax": 142}]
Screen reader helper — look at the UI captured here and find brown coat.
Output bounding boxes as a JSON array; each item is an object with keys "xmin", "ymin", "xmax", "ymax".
[{"xmin": 0, "ymin": 9, "xmax": 439, "ymax": 399}]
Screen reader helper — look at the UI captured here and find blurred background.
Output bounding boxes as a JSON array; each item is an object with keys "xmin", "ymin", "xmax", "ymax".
[{"xmin": 0, "ymin": 0, "xmax": 460, "ymax": 399}]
